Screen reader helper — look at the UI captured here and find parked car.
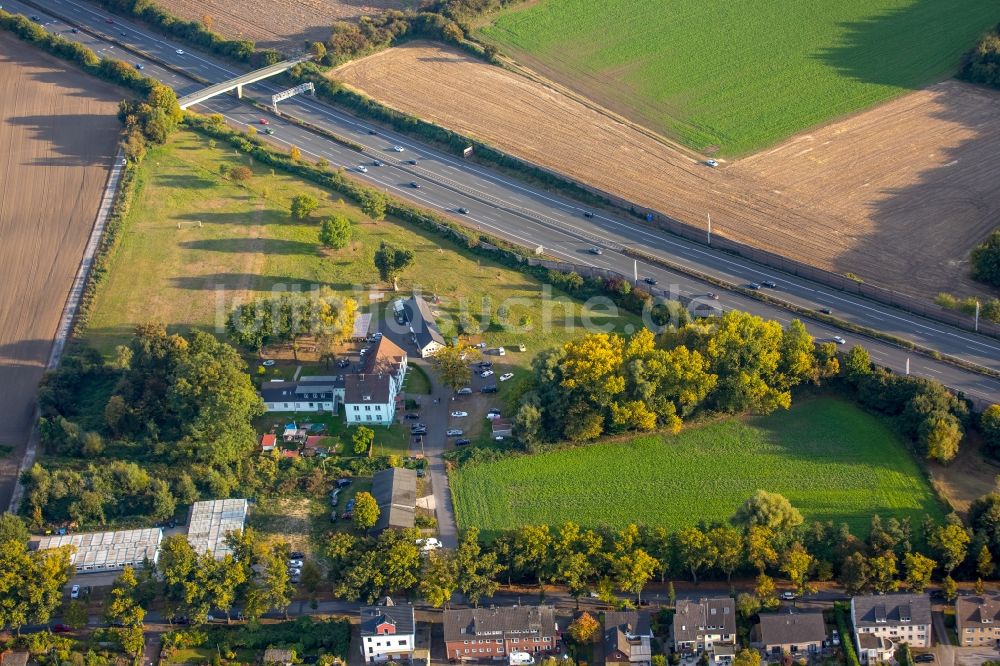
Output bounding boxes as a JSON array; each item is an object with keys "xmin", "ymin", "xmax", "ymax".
[
  {"xmin": 411, "ymin": 427, "xmax": 427, "ymax": 436},
  {"xmin": 497, "ymin": 347, "xmax": 506, "ymax": 356},
  {"xmin": 404, "ymin": 413, "xmax": 420, "ymax": 420},
  {"xmin": 410, "ymin": 423, "xmax": 427, "ymax": 431},
  {"xmin": 288, "ymin": 567, "xmax": 302, "ymax": 576},
  {"xmin": 346, "ymin": 498, "xmax": 356, "ymax": 512},
  {"xmin": 457, "ymin": 387, "xmax": 473, "ymax": 395},
  {"xmin": 780, "ymin": 591, "xmax": 797, "ymax": 600},
  {"xmin": 499, "ymin": 373, "xmax": 514, "ymax": 382},
  {"xmin": 478, "ymin": 361, "xmax": 493, "ymax": 368},
  {"xmin": 341, "ymin": 511, "xmax": 353, "ymax": 520},
  {"xmin": 488, "ymin": 409, "xmax": 501, "ymax": 417},
  {"xmin": 451, "ymin": 411, "xmax": 468, "ymax": 418},
  {"xmin": 455, "ymin": 439, "xmax": 471, "ymax": 446},
  {"xmin": 70, "ymin": 585, "xmax": 80, "ymax": 599},
  {"xmin": 481, "ymin": 385, "xmax": 498, "ymax": 393},
  {"xmin": 336, "ymin": 358, "xmax": 350, "ymax": 368},
  {"xmin": 914, "ymin": 655, "xmax": 935, "ymax": 663},
  {"xmin": 262, "ymin": 359, "xmax": 276, "ymax": 367},
  {"xmin": 416, "ymin": 537, "xmax": 442, "ymax": 552},
  {"xmin": 706, "ymin": 159, "xmax": 719, "ymax": 167},
  {"xmin": 416, "ymin": 469, "xmax": 425, "ymax": 478},
  {"xmin": 290, "ymin": 551, "xmax": 304, "ymax": 559},
  {"xmin": 481, "ymin": 370, "xmax": 494, "ymax": 378},
  {"xmin": 288, "ymin": 559, "xmax": 303, "ymax": 567},
  {"xmin": 446, "ymin": 429, "xmax": 464, "ymax": 437},
  {"xmin": 336, "ymin": 478, "xmax": 353, "ymax": 488},
  {"xmin": 52, "ymin": 624, "xmax": 73, "ymax": 634}
]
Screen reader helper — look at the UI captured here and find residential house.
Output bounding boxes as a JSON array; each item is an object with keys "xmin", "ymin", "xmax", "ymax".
[
  {"xmin": 345, "ymin": 337, "xmax": 408, "ymax": 425},
  {"xmin": 754, "ymin": 611, "xmax": 826, "ymax": 657},
  {"xmin": 262, "ymin": 649, "xmax": 294, "ymax": 666},
  {"xmin": 850, "ymin": 594, "xmax": 931, "ymax": 664},
  {"xmin": 261, "ymin": 376, "xmax": 345, "ymax": 413},
  {"xmin": 371, "ymin": 467, "xmax": 417, "ymax": 534},
  {"xmin": 405, "ymin": 295, "xmax": 445, "ymax": 358},
  {"xmin": 260, "ymin": 434, "xmax": 277, "ymax": 452},
  {"xmin": 444, "ymin": 605, "xmax": 558, "ymax": 661},
  {"xmin": 956, "ymin": 594, "xmax": 1000, "ymax": 647},
  {"xmin": 360, "ymin": 597, "xmax": 416, "ymax": 663},
  {"xmin": 673, "ymin": 598, "xmax": 737, "ymax": 663},
  {"xmin": 605, "ymin": 611, "xmax": 652, "ymax": 666}
]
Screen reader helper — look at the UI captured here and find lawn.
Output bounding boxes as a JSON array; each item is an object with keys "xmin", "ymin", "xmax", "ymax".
[
  {"xmin": 479, "ymin": 0, "xmax": 999, "ymax": 155},
  {"xmin": 450, "ymin": 397, "xmax": 945, "ymax": 537},
  {"xmin": 84, "ymin": 129, "xmax": 641, "ymax": 393}
]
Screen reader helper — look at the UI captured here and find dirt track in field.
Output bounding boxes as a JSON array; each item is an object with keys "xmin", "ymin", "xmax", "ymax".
[
  {"xmin": 0, "ymin": 34, "xmax": 122, "ymax": 510},
  {"xmin": 334, "ymin": 43, "xmax": 1000, "ymax": 302},
  {"xmin": 160, "ymin": 0, "xmax": 419, "ymax": 48}
]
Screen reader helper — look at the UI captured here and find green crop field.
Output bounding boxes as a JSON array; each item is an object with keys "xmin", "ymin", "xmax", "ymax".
[
  {"xmin": 451, "ymin": 398, "xmax": 945, "ymax": 536},
  {"xmin": 479, "ymin": 0, "xmax": 999, "ymax": 155}
]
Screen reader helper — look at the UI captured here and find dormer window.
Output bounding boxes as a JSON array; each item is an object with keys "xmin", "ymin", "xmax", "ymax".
[{"xmin": 364, "ymin": 395, "xmax": 372, "ymax": 401}]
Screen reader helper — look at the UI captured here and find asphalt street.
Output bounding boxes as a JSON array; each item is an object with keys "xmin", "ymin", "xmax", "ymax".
[{"xmin": 9, "ymin": 0, "xmax": 1000, "ymax": 404}]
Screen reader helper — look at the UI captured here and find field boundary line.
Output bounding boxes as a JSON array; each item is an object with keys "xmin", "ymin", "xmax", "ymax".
[{"xmin": 6, "ymin": 149, "xmax": 126, "ymax": 514}]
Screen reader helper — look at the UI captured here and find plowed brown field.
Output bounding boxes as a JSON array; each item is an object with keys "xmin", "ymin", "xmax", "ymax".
[
  {"xmin": 0, "ymin": 34, "xmax": 122, "ymax": 509},
  {"xmin": 334, "ymin": 42, "xmax": 1000, "ymax": 302},
  {"xmin": 161, "ymin": 0, "xmax": 418, "ymax": 48}
]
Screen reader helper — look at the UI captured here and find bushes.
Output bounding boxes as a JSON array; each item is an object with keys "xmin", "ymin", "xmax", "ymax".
[
  {"xmin": 960, "ymin": 24, "xmax": 1000, "ymax": 89},
  {"xmin": 971, "ymin": 230, "xmax": 1000, "ymax": 288},
  {"xmin": 834, "ymin": 603, "xmax": 862, "ymax": 666}
]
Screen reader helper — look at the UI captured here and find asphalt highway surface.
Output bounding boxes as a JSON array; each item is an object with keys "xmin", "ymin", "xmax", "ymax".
[{"xmin": 9, "ymin": 0, "xmax": 1000, "ymax": 404}]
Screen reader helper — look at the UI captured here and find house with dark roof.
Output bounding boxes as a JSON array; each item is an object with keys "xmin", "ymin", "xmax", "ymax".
[
  {"xmin": 444, "ymin": 605, "xmax": 558, "ymax": 662},
  {"xmin": 673, "ymin": 598, "xmax": 736, "ymax": 662},
  {"xmin": 753, "ymin": 611, "xmax": 826, "ymax": 657},
  {"xmin": 956, "ymin": 594, "xmax": 1000, "ymax": 647},
  {"xmin": 605, "ymin": 611, "xmax": 652, "ymax": 666},
  {"xmin": 850, "ymin": 594, "xmax": 931, "ymax": 663},
  {"xmin": 405, "ymin": 295, "xmax": 445, "ymax": 358},
  {"xmin": 260, "ymin": 375, "xmax": 345, "ymax": 413},
  {"xmin": 345, "ymin": 337, "xmax": 407, "ymax": 425},
  {"xmin": 371, "ymin": 467, "xmax": 417, "ymax": 534},
  {"xmin": 360, "ymin": 597, "xmax": 416, "ymax": 663}
]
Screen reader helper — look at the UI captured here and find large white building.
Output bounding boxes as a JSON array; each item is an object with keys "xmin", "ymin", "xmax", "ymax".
[
  {"xmin": 186, "ymin": 498, "xmax": 248, "ymax": 559},
  {"xmin": 35, "ymin": 528, "xmax": 162, "ymax": 574},
  {"xmin": 260, "ymin": 375, "xmax": 345, "ymax": 414},
  {"xmin": 344, "ymin": 337, "xmax": 407, "ymax": 425},
  {"xmin": 851, "ymin": 594, "xmax": 931, "ymax": 664}
]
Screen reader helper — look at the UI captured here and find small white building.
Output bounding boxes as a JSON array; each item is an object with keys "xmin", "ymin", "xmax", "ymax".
[
  {"xmin": 260, "ymin": 376, "xmax": 345, "ymax": 413},
  {"xmin": 186, "ymin": 498, "xmax": 248, "ymax": 559},
  {"xmin": 405, "ymin": 295, "xmax": 445, "ymax": 358},
  {"xmin": 360, "ymin": 598, "xmax": 415, "ymax": 663},
  {"xmin": 345, "ymin": 337, "xmax": 407, "ymax": 425},
  {"xmin": 35, "ymin": 528, "xmax": 162, "ymax": 574}
]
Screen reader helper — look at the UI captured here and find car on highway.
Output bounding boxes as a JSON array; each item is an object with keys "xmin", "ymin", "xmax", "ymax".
[
  {"xmin": 357, "ymin": 165, "xmax": 368, "ymax": 173},
  {"xmin": 30, "ymin": 15, "xmax": 40, "ymax": 21},
  {"xmin": 589, "ymin": 246, "xmax": 603, "ymax": 255},
  {"xmin": 446, "ymin": 429, "xmax": 464, "ymax": 437},
  {"xmin": 392, "ymin": 145, "xmax": 405, "ymax": 152},
  {"xmin": 706, "ymin": 159, "xmax": 718, "ymax": 167},
  {"xmin": 455, "ymin": 438, "xmax": 471, "ymax": 446},
  {"xmin": 481, "ymin": 385, "xmax": 498, "ymax": 393},
  {"xmin": 584, "ymin": 211, "xmax": 594, "ymax": 218},
  {"xmin": 481, "ymin": 370, "xmax": 494, "ymax": 378},
  {"xmin": 71, "ymin": 28, "xmax": 79, "ymax": 33},
  {"xmin": 762, "ymin": 280, "xmax": 777, "ymax": 288},
  {"xmin": 451, "ymin": 411, "xmax": 468, "ymax": 418},
  {"xmin": 373, "ymin": 160, "xmax": 383, "ymax": 167},
  {"xmin": 644, "ymin": 277, "xmax": 658, "ymax": 285},
  {"xmin": 410, "ymin": 181, "xmax": 420, "ymax": 188},
  {"xmin": 406, "ymin": 159, "xmax": 417, "ymax": 165},
  {"xmin": 70, "ymin": 585, "xmax": 80, "ymax": 599},
  {"xmin": 499, "ymin": 373, "xmax": 514, "ymax": 382},
  {"xmin": 259, "ymin": 118, "xmax": 269, "ymax": 125},
  {"xmin": 134, "ymin": 62, "xmax": 143, "ymax": 70},
  {"xmin": 175, "ymin": 48, "xmax": 184, "ymax": 55},
  {"xmin": 368, "ymin": 129, "xmax": 377, "ymax": 135},
  {"xmin": 747, "ymin": 282, "xmax": 761, "ymax": 290},
  {"xmin": 833, "ymin": 335, "xmax": 847, "ymax": 345},
  {"xmin": 458, "ymin": 207, "xmax": 470, "ymax": 214},
  {"xmin": 120, "ymin": 31, "xmax": 127, "ymax": 37},
  {"xmin": 104, "ymin": 18, "xmax": 113, "ymax": 24},
  {"xmin": 263, "ymin": 128, "xmax": 274, "ymax": 135},
  {"xmin": 706, "ymin": 292, "xmax": 719, "ymax": 300}
]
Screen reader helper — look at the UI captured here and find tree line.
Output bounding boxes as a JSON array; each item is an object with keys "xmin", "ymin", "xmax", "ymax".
[
  {"xmin": 226, "ymin": 289, "xmax": 358, "ymax": 354},
  {"xmin": 511, "ymin": 310, "xmax": 970, "ymax": 464},
  {"xmin": 960, "ymin": 23, "xmax": 1000, "ymax": 89}
]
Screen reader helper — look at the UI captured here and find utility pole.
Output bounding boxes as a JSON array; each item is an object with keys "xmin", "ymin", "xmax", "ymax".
[
  {"xmin": 707, "ymin": 213, "xmax": 712, "ymax": 245},
  {"xmin": 633, "ymin": 259, "xmax": 638, "ymax": 282},
  {"xmin": 905, "ymin": 357, "xmax": 910, "ymax": 375}
]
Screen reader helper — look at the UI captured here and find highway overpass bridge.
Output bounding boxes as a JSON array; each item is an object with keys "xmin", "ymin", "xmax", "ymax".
[{"xmin": 178, "ymin": 56, "xmax": 311, "ymax": 110}]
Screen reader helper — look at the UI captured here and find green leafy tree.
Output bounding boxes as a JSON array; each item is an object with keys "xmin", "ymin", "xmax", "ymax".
[
  {"xmin": 869, "ymin": 552, "xmax": 898, "ymax": 594},
  {"xmin": 732, "ymin": 649, "xmax": 761, "ymax": 666},
  {"xmin": 353, "ymin": 492, "xmax": 380, "ymax": 531},
  {"xmin": 567, "ymin": 612, "xmax": 601, "ymax": 644},
  {"xmin": 0, "ymin": 515, "xmax": 29, "ymax": 546},
  {"xmin": 614, "ymin": 548, "xmax": 659, "ymax": 604},
  {"xmin": 420, "ymin": 550, "xmax": 458, "ymax": 607},
  {"xmin": 319, "ymin": 214, "xmax": 352, "ymax": 249},
  {"xmin": 941, "ymin": 574, "xmax": 958, "ymax": 602},
  {"xmin": 258, "ymin": 543, "xmax": 293, "ymax": 618},
  {"xmin": 735, "ymin": 592, "xmax": 761, "ymax": 619},
  {"xmin": 105, "ymin": 566, "xmax": 146, "ymax": 628},
  {"xmin": 708, "ymin": 525, "xmax": 744, "ymax": 581},
  {"xmin": 430, "ymin": 344, "xmax": 479, "ymax": 393},
  {"xmin": 843, "ymin": 345, "xmax": 873, "ymax": 381},
  {"xmin": 63, "ymin": 600, "xmax": 88, "ymax": 629},
  {"xmin": 904, "ymin": 552, "xmax": 936, "ymax": 592},
  {"xmin": 360, "ymin": 191, "xmax": 389, "ymax": 221},
  {"xmin": 733, "ymin": 490, "xmax": 803, "ymax": 533},
  {"xmin": 703, "ymin": 311, "xmax": 791, "ymax": 413},
  {"xmin": 746, "ymin": 525, "xmax": 779, "ymax": 573},
  {"xmin": 971, "ymin": 230, "xmax": 1000, "ymax": 287},
  {"xmin": 923, "ymin": 416, "xmax": 962, "ymax": 464},
  {"xmin": 379, "ymin": 529, "xmax": 422, "ymax": 593},
  {"xmin": 780, "ymin": 542, "xmax": 813, "ymax": 594},
  {"xmin": 512, "ymin": 525, "xmax": 553, "ymax": 587},
  {"xmin": 840, "ymin": 552, "xmax": 871, "ymax": 595},
  {"xmin": 779, "ymin": 319, "xmax": 818, "ymax": 386},
  {"xmin": 455, "ymin": 527, "xmax": 502, "ymax": 606},
  {"xmin": 982, "ymin": 405, "xmax": 1000, "ymax": 457},
  {"xmin": 352, "ymin": 426, "xmax": 375, "ymax": 455},
  {"xmin": 978, "ymin": 544, "xmax": 994, "ymax": 579},
  {"xmin": 674, "ymin": 527, "xmax": 715, "ymax": 584},
  {"xmin": 290, "ymin": 194, "xmax": 319, "ymax": 219},
  {"xmin": 755, "ymin": 573, "xmax": 778, "ymax": 610},
  {"xmin": 373, "ymin": 241, "xmax": 414, "ymax": 291},
  {"xmin": 930, "ymin": 522, "xmax": 971, "ymax": 574}
]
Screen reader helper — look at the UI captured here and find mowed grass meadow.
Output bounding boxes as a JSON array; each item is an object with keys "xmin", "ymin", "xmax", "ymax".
[
  {"xmin": 451, "ymin": 398, "xmax": 945, "ymax": 537},
  {"xmin": 84, "ymin": 129, "xmax": 640, "ymax": 384},
  {"xmin": 479, "ymin": 0, "xmax": 999, "ymax": 155}
]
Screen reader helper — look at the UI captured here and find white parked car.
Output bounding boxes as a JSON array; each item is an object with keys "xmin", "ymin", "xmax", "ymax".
[
  {"xmin": 451, "ymin": 411, "xmax": 468, "ymax": 418},
  {"xmin": 499, "ymin": 373, "xmax": 514, "ymax": 382},
  {"xmin": 446, "ymin": 429, "xmax": 464, "ymax": 437},
  {"xmin": 481, "ymin": 370, "xmax": 494, "ymax": 377},
  {"xmin": 288, "ymin": 559, "xmax": 303, "ymax": 567},
  {"xmin": 706, "ymin": 159, "xmax": 718, "ymax": 167},
  {"xmin": 780, "ymin": 591, "xmax": 798, "ymax": 600},
  {"xmin": 497, "ymin": 347, "xmax": 506, "ymax": 356},
  {"xmin": 70, "ymin": 584, "xmax": 80, "ymax": 599},
  {"xmin": 416, "ymin": 537, "xmax": 442, "ymax": 552}
]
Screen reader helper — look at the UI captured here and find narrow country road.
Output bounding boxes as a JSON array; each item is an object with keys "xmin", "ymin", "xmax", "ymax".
[{"xmin": 411, "ymin": 358, "xmax": 459, "ymax": 549}]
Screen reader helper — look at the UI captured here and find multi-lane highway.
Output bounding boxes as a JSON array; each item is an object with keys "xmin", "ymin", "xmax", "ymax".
[{"xmin": 9, "ymin": 0, "xmax": 1000, "ymax": 404}]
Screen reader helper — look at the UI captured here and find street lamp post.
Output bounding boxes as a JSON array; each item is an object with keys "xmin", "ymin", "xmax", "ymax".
[
  {"xmin": 707, "ymin": 213, "xmax": 712, "ymax": 245},
  {"xmin": 975, "ymin": 300, "xmax": 981, "ymax": 332}
]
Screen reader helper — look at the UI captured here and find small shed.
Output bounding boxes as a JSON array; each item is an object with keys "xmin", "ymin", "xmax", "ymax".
[
  {"xmin": 260, "ymin": 434, "xmax": 277, "ymax": 452},
  {"xmin": 262, "ymin": 648, "xmax": 294, "ymax": 666},
  {"xmin": 491, "ymin": 419, "xmax": 513, "ymax": 437}
]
